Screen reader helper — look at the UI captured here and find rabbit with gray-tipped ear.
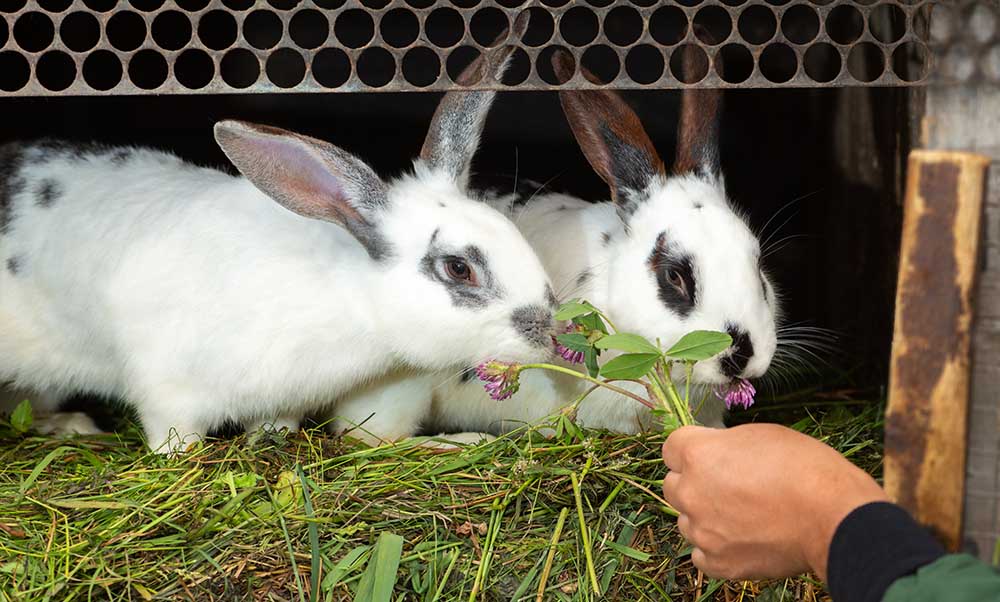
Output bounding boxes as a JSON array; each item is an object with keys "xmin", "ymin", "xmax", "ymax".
[
  {"xmin": 0, "ymin": 12, "xmax": 555, "ymax": 453},
  {"xmin": 429, "ymin": 47, "xmax": 780, "ymax": 434},
  {"xmin": 342, "ymin": 45, "xmax": 780, "ymax": 439}
]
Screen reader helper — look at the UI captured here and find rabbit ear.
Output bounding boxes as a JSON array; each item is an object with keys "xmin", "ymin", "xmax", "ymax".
[
  {"xmin": 214, "ymin": 120, "xmax": 391, "ymax": 260},
  {"xmin": 419, "ymin": 10, "xmax": 530, "ymax": 189},
  {"xmin": 673, "ymin": 40, "xmax": 722, "ymax": 180},
  {"xmin": 553, "ymin": 49, "xmax": 665, "ymax": 222}
]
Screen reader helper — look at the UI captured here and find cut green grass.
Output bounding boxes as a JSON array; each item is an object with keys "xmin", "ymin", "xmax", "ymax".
[{"xmin": 0, "ymin": 400, "xmax": 883, "ymax": 601}]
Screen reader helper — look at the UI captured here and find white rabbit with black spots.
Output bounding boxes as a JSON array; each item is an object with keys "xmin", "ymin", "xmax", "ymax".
[
  {"xmin": 340, "ymin": 47, "xmax": 780, "ymax": 439},
  {"xmin": 0, "ymin": 14, "xmax": 555, "ymax": 453}
]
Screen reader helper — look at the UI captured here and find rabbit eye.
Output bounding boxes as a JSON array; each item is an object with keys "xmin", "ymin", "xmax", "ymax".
[{"xmin": 444, "ymin": 257, "xmax": 476, "ymax": 284}]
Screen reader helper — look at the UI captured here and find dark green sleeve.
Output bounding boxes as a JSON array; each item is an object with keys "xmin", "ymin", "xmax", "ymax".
[{"xmin": 882, "ymin": 554, "xmax": 1000, "ymax": 602}]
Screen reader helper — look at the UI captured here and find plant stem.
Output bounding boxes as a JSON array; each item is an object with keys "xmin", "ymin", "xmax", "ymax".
[
  {"xmin": 519, "ymin": 364, "xmax": 656, "ymax": 410},
  {"xmin": 571, "ymin": 472, "xmax": 601, "ymax": 596},
  {"xmin": 653, "ymin": 363, "xmax": 693, "ymax": 427}
]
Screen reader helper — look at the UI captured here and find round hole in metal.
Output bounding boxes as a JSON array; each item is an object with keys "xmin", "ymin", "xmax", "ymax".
[
  {"xmin": 826, "ymin": 5, "xmax": 864, "ymax": 45},
  {"xmin": 37, "ymin": 50, "xmax": 76, "ymax": 91},
  {"xmin": 650, "ymin": 6, "xmax": 688, "ymax": 46},
  {"xmin": 289, "ymin": 8, "xmax": 329, "ymax": 49},
  {"xmin": 471, "ymin": 7, "xmax": 509, "ymax": 47},
  {"xmin": 426, "ymin": 7, "xmax": 465, "ymax": 48},
  {"xmin": 176, "ymin": 48, "xmax": 215, "ymax": 89},
  {"xmin": 39, "ymin": 0, "xmax": 74, "ymax": 11},
  {"xmin": 581, "ymin": 44, "xmax": 620, "ymax": 83},
  {"xmin": 402, "ymin": 46, "xmax": 441, "ymax": 87},
  {"xmin": 266, "ymin": 47, "xmax": 306, "ymax": 88},
  {"xmin": 0, "ymin": 51, "xmax": 30, "ymax": 92},
  {"xmin": 537, "ymin": 45, "xmax": 573, "ymax": 84},
  {"xmin": 199, "ymin": 10, "xmax": 239, "ymax": 50},
  {"xmin": 446, "ymin": 45, "xmax": 482, "ymax": 83},
  {"xmin": 221, "ymin": 47, "xmax": 260, "ymax": 88},
  {"xmin": 128, "ymin": 49, "xmax": 169, "ymax": 90},
  {"xmin": 357, "ymin": 46, "xmax": 396, "ymax": 87},
  {"xmin": 152, "ymin": 10, "xmax": 193, "ymax": 51},
  {"xmin": 737, "ymin": 5, "xmax": 776, "ymax": 45},
  {"xmin": 847, "ymin": 41, "xmax": 884, "ymax": 83},
  {"xmin": 244, "ymin": 9, "xmax": 284, "ymax": 50},
  {"xmin": 334, "ymin": 9, "xmax": 375, "ymax": 49},
  {"xmin": 668, "ymin": 43, "xmax": 708, "ymax": 83},
  {"xmin": 14, "ymin": 12, "xmax": 56, "ymax": 53},
  {"xmin": 501, "ymin": 47, "xmax": 530, "ymax": 85},
  {"xmin": 693, "ymin": 5, "xmax": 732, "ymax": 45},
  {"xmin": 759, "ymin": 42, "xmax": 797, "ymax": 83},
  {"xmin": 381, "ymin": 8, "xmax": 420, "ymax": 48},
  {"xmin": 313, "ymin": 47, "xmax": 352, "ymax": 88},
  {"xmin": 869, "ymin": 3, "xmax": 905, "ymax": 44},
  {"xmin": 107, "ymin": 10, "xmax": 147, "ymax": 52},
  {"xmin": 892, "ymin": 41, "xmax": 928, "ymax": 83},
  {"xmin": 83, "ymin": 49, "xmax": 123, "ymax": 90},
  {"xmin": 523, "ymin": 6, "xmax": 555, "ymax": 47},
  {"xmin": 716, "ymin": 43, "xmax": 753, "ymax": 83},
  {"xmin": 781, "ymin": 4, "xmax": 819, "ymax": 45},
  {"xmin": 605, "ymin": 5, "xmax": 643, "ymax": 47},
  {"xmin": 130, "ymin": 0, "xmax": 165, "ymax": 11},
  {"xmin": 627, "ymin": 44, "xmax": 666, "ymax": 84},
  {"xmin": 560, "ymin": 7, "xmax": 599, "ymax": 47},
  {"xmin": 60, "ymin": 11, "xmax": 101, "ymax": 53},
  {"xmin": 804, "ymin": 41, "xmax": 840, "ymax": 82}
]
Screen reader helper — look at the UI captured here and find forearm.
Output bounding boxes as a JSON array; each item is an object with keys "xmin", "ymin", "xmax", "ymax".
[{"xmin": 826, "ymin": 502, "xmax": 946, "ymax": 602}]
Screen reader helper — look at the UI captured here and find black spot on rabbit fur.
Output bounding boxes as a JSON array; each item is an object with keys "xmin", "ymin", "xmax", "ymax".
[
  {"xmin": 460, "ymin": 367, "xmax": 476, "ymax": 383},
  {"xmin": 601, "ymin": 232, "xmax": 612, "ymax": 246},
  {"xmin": 0, "ymin": 143, "xmax": 26, "ymax": 236},
  {"xmin": 575, "ymin": 269, "xmax": 592, "ymax": 288},
  {"xmin": 648, "ymin": 232, "xmax": 697, "ymax": 318},
  {"xmin": 36, "ymin": 179, "xmax": 61, "ymax": 208},
  {"xmin": 110, "ymin": 149, "xmax": 132, "ymax": 165},
  {"xmin": 6, "ymin": 255, "xmax": 21, "ymax": 275}
]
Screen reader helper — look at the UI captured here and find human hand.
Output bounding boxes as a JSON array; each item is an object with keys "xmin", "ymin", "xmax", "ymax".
[{"xmin": 661, "ymin": 423, "xmax": 887, "ymax": 581}]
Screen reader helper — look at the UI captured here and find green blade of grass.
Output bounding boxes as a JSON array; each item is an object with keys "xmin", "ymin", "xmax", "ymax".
[{"xmin": 355, "ymin": 532, "xmax": 404, "ymax": 602}]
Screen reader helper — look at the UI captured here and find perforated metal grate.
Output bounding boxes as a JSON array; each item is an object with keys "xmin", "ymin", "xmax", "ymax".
[{"xmin": 0, "ymin": 1, "xmax": 940, "ymax": 95}]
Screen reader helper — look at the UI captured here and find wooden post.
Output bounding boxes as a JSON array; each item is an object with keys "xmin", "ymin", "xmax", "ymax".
[{"xmin": 884, "ymin": 150, "xmax": 991, "ymax": 551}]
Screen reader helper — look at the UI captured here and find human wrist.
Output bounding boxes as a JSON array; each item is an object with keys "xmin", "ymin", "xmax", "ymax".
[{"xmin": 803, "ymin": 469, "xmax": 888, "ymax": 580}]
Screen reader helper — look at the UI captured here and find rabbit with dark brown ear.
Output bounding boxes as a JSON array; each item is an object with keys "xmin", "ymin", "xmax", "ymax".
[
  {"xmin": 0, "ymin": 13, "xmax": 555, "ymax": 453},
  {"xmin": 421, "ymin": 47, "xmax": 779, "ymax": 435}
]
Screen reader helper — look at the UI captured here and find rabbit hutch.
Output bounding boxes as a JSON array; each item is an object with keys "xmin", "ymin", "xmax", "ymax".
[{"xmin": 1, "ymin": 0, "xmax": 998, "ymax": 598}]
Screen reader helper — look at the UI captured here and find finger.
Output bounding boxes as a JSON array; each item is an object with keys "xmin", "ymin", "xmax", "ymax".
[
  {"xmin": 662, "ymin": 471, "xmax": 684, "ymax": 509},
  {"xmin": 692, "ymin": 549, "xmax": 742, "ymax": 581},
  {"xmin": 662, "ymin": 425, "xmax": 712, "ymax": 471},
  {"xmin": 676, "ymin": 513, "xmax": 693, "ymax": 542}
]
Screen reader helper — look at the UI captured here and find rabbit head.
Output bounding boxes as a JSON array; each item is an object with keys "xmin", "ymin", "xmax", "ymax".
[
  {"xmin": 553, "ymin": 49, "xmax": 778, "ymax": 387},
  {"xmin": 214, "ymin": 14, "xmax": 555, "ymax": 372}
]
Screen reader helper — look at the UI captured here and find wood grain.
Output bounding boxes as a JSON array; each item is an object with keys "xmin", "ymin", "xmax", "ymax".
[{"xmin": 885, "ymin": 149, "xmax": 991, "ymax": 551}]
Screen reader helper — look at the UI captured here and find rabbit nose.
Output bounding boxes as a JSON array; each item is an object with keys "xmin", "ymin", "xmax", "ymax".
[
  {"xmin": 512, "ymin": 305, "xmax": 555, "ymax": 349},
  {"xmin": 722, "ymin": 323, "xmax": 754, "ymax": 379}
]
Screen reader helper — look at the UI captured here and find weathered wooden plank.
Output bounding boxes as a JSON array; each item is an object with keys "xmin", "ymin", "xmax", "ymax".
[
  {"xmin": 884, "ymin": 149, "xmax": 991, "ymax": 551},
  {"xmin": 921, "ymin": 83, "xmax": 1000, "ymax": 559}
]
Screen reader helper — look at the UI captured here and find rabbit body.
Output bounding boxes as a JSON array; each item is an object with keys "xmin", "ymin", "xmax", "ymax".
[{"xmin": 0, "ymin": 141, "xmax": 554, "ymax": 452}]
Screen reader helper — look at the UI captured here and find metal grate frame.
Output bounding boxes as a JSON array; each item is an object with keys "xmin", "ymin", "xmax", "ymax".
[{"xmin": 0, "ymin": 0, "xmax": 941, "ymax": 96}]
